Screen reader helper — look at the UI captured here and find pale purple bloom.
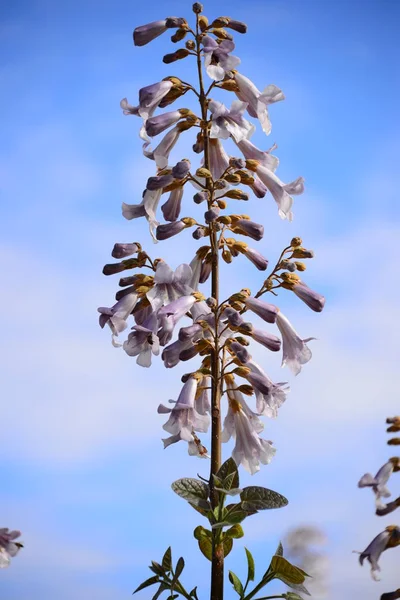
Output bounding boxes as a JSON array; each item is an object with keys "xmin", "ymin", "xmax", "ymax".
[
  {"xmin": 244, "ymin": 297, "xmax": 278, "ymax": 323},
  {"xmin": 161, "ymin": 187, "xmax": 183, "ymax": 221},
  {"xmin": 146, "ymin": 110, "xmax": 182, "ymax": 136},
  {"xmin": 162, "ymin": 338, "xmax": 193, "ymax": 368},
  {"xmin": 189, "ymin": 254, "xmax": 202, "ymax": 290},
  {"xmin": 249, "ymin": 175, "xmax": 268, "ymax": 198},
  {"xmin": 209, "ymin": 138, "xmax": 230, "ymax": 180},
  {"xmin": 195, "ymin": 376, "xmax": 211, "ymax": 416},
  {"xmin": 199, "ymin": 260, "xmax": 212, "ymax": 284},
  {"xmin": 256, "ymin": 165, "xmax": 305, "ymax": 221},
  {"xmin": 158, "ymin": 295, "xmax": 198, "ymax": 345},
  {"xmin": 357, "ymin": 529, "xmax": 399, "ymax": 581},
  {"xmin": 251, "ymin": 329, "xmax": 281, "ymax": 352},
  {"xmin": 358, "ymin": 460, "xmax": 396, "ymax": 508},
  {"xmin": 172, "ymin": 159, "xmax": 191, "ymax": 179},
  {"xmin": 111, "ymin": 243, "xmax": 139, "ymax": 259},
  {"xmin": 98, "ymin": 293, "xmax": 138, "ymax": 341},
  {"xmin": 150, "ymin": 124, "xmax": 183, "ymax": 169},
  {"xmin": 293, "ymin": 282, "xmax": 326, "ymax": 313},
  {"xmin": 137, "ymin": 81, "xmax": 174, "ymax": 121},
  {"xmin": 222, "ymin": 307, "xmax": 244, "ymax": 327},
  {"xmin": 246, "ymin": 360, "xmax": 289, "ymax": 418},
  {"xmin": 236, "ymin": 219, "xmax": 264, "ymax": 241},
  {"xmin": 235, "ymin": 138, "xmax": 279, "ymax": 172},
  {"xmin": 159, "ymin": 376, "xmax": 209, "ymax": 442},
  {"xmin": 156, "ymin": 220, "xmax": 186, "ymax": 241},
  {"xmin": 122, "ymin": 187, "xmax": 163, "ymax": 240},
  {"xmin": 133, "ymin": 19, "xmax": 168, "ymax": 47},
  {"xmin": 222, "ymin": 381, "xmax": 275, "ymax": 474},
  {"xmin": 179, "ymin": 323, "xmax": 203, "ymax": 342},
  {"xmin": 193, "ymin": 191, "xmax": 208, "ymax": 204},
  {"xmin": 243, "ymin": 246, "xmax": 268, "ymax": 270},
  {"xmin": 234, "ymin": 72, "xmax": 284, "ymax": 135},
  {"xmin": 120, "ymin": 98, "xmax": 139, "ymax": 116},
  {"xmin": 202, "ymin": 36, "xmax": 240, "ymax": 81},
  {"xmin": 276, "ymin": 312, "xmax": 314, "ymax": 375},
  {"xmin": 147, "ymin": 173, "xmax": 174, "ymax": 190},
  {"xmin": 146, "ymin": 261, "xmax": 193, "ymax": 310},
  {"xmin": 230, "ymin": 341, "xmax": 251, "ymax": 363},
  {"xmin": 209, "ymin": 100, "xmax": 255, "ymax": 143},
  {"xmin": 205, "ymin": 207, "xmax": 220, "ymax": 223},
  {"xmin": 0, "ymin": 529, "xmax": 22, "ymax": 569},
  {"xmin": 123, "ymin": 314, "xmax": 160, "ymax": 367}
]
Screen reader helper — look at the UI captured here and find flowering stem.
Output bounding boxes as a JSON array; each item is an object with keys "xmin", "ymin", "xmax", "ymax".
[{"xmin": 194, "ymin": 13, "xmax": 224, "ymax": 600}]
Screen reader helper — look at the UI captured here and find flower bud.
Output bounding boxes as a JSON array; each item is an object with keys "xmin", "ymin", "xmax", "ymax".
[
  {"xmin": 225, "ymin": 189, "xmax": 249, "ymax": 200},
  {"xmin": 388, "ymin": 438, "xmax": 400, "ymax": 446},
  {"xmin": 193, "ymin": 227, "xmax": 207, "ymax": 239},
  {"xmin": 163, "ymin": 48, "xmax": 190, "ymax": 64},
  {"xmin": 198, "ymin": 16, "xmax": 209, "ymax": 31},
  {"xmin": 102, "ymin": 262, "xmax": 128, "ymax": 276},
  {"xmin": 186, "ymin": 39, "xmax": 196, "ymax": 50},
  {"xmin": 211, "ymin": 17, "xmax": 230, "ymax": 28},
  {"xmin": 291, "ymin": 236, "xmax": 302, "ymax": 247},
  {"xmin": 205, "ymin": 207, "xmax": 220, "ymax": 223},
  {"xmin": 245, "ymin": 159, "xmax": 259, "ymax": 172},
  {"xmin": 193, "ymin": 132, "xmax": 204, "ymax": 153},
  {"xmin": 291, "ymin": 247, "xmax": 314, "ymax": 259},
  {"xmin": 111, "ymin": 242, "xmax": 140, "ymax": 259},
  {"xmin": 211, "ymin": 28, "xmax": 233, "ymax": 40},
  {"xmin": 156, "ymin": 221, "xmax": 186, "ymax": 240},
  {"xmin": 196, "ymin": 167, "xmax": 212, "ymax": 178},
  {"xmin": 230, "ymin": 157, "xmax": 246, "ymax": 169},
  {"xmin": 115, "ymin": 286, "xmax": 135, "ymax": 301},
  {"xmin": 172, "ymin": 159, "xmax": 191, "ymax": 179},
  {"xmin": 214, "ymin": 179, "xmax": 227, "ymax": 190},
  {"xmin": 225, "ymin": 173, "xmax": 241, "ymax": 184},
  {"xmin": 192, "ymin": 3, "xmax": 203, "ymax": 13},
  {"xmin": 182, "ymin": 217, "xmax": 197, "ymax": 227},
  {"xmin": 217, "ymin": 199, "xmax": 227, "ymax": 209},
  {"xmin": 295, "ymin": 261, "xmax": 307, "ymax": 271},
  {"xmin": 171, "ymin": 29, "xmax": 187, "ymax": 43},
  {"xmin": 165, "ymin": 17, "xmax": 188, "ymax": 29},
  {"xmin": 218, "ymin": 215, "xmax": 232, "ymax": 225},
  {"xmin": 226, "ymin": 19, "xmax": 247, "ymax": 34},
  {"xmin": 218, "ymin": 79, "xmax": 240, "ymax": 91},
  {"xmin": 237, "ymin": 384, "xmax": 254, "ymax": 396},
  {"xmin": 222, "ymin": 250, "xmax": 232, "ymax": 263}
]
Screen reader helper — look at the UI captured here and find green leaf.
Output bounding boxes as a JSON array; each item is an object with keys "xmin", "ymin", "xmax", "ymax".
[
  {"xmin": 225, "ymin": 524, "xmax": 244, "ymax": 539},
  {"xmin": 224, "ymin": 503, "xmax": 250, "ymax": 524},
  {"xmin": 229, "ymin": 570, "xmax": 244, "ymax": 597},
  {"xmin": 275, "ymin": 541, "xmax": 284, "ymax": 557},
  {"xmin": 240, "ymin": 486, "xmax": 288, "ymax": 511},
  {"xmin": 161, "ymin": 547, "xmax": 172, "ymax": 572},
  {"xmin": 149, "ymin": 561, "xmax": 165, "ymax": 576},
  {"xmin": 197, "ymin": 534, "xmax": 233, "ymax": 561},
  {"xmin": 193, "ymin": 525, "xmax": 211, "ymax": 541},
  {"xmin": 188, "ymin": 502, "xmax": 210, "ymax": 517},
  {"xmin": 245, "ymin": 547, "xmax": 255, "ymax": 582},
  {"xmin": 152, "ymin": 582, "xmax": 169, "ymax": 600},
  {"xmin": 171, "ymin": 478, "xmax": 210, "ymax": 510},
  {"xmin": 133, "ymin": 575, "xmax": 159, "ymax": 594},
  {"xmin": 170, "ymin": 557, "xmax": 185, "ymax": 593},
  {"xmin": 190, "ymin": 586, "xmax": 199, "ymax": 599},
  {"xmin": 283, "ymin": 593, "xmax": 305, "ymax": 599},
  {"xmin": 223, "ymin": 537, "xmax": 234, "ymax": 558},
  {"xmin": 217, "ymin": 458, "xmax": 240, "ymax": 490},
  {"xmin": 269, "ymin": 556, "xmax": 306, "ymax": 586}
]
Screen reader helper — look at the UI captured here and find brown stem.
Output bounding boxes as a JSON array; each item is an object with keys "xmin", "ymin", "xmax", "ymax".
[{"xmin": 194, "ymin": 14, "xmax": 223, "ymax": 600}]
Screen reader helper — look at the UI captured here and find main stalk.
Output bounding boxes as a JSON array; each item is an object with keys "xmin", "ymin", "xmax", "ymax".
[{"xmin": 194, "ymin": 15, "xmax": 224, "ymax": 600}]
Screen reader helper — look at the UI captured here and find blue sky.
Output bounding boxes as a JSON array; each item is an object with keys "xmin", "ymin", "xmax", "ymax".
[{"xmin": 1, "ymin": 0, "xmax": 400, "ymax": 598}]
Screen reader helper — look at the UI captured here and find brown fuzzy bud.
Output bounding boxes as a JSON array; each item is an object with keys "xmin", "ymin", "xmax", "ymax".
[
  {"xmin": 291, "ymin": 247, "xmax": 315, "ymax": 259},
  {"xmin": 224, "ymin": 189, "xmax": 249, "ymax": 200},
  {"xmin": 388, "ymin": 438, "xmax": 400, "ymax": 445},
  {"xmin": 177, "ymin": 119, "xmax": 196, "ymax": 132},
  {"xmin": 388, "ymin": 425, "xmax": 400, "ymax": 433},
  {"xmin": 218, "ymin": 79, "xmax": 239, "ymax": 92},
  {"xmin": 222, "ymin": 250, "xmax": 233, "ymax": 264},
  {"xmin": 291, "ymin": 236, "xmax": 303, "ymax": 247},
  {"xmin": 237, "ymin": 384, "xmax": 254, "ymax": 396},
  {"xmin": 163, "ymin": 48, "xmax": 190, "ymax": 64},
  {"xmin": 235, "ymin": 171, "xmax": 254, "ymax": 185},
  {"xmin": 230, "ymin": 291, "xmax": 248, "ymax": 302},
  {"xmin": 218, "ymin": 215, "xmax": 232, "ymax": 225},
  {"xmin": 217, "ymin": 199, "xmax": 227, "ymax": 209},
  {"xmin": 171, "ymin": 29, "xmax": 188, "ymax": 43},
  {"xmin": 230, "ymin": 301, "xmax": 244, "ymax": 311},
  {"xmin": 211, "ymin": 28, "xmax": 233, "ymax": 40},
  {"xmin": 214, "ymin": 179, "xmax": 227, "ymax": 189},
  {"xmin": 135, "ymin": 285, "xmax": 152, "ymax": 294},
  {"xmin": 192, "ymin": 2, "xmax": 203, "ymax": 13},
  {"xmin": 196, "ymin": 167, "xmax": 212, "ymax": 178},
  {"xmin": 182, "ymin": 217, "xmax": 197, "ymax": 227},
  {"xmin": 245, "ymin": 159, "xmax": 259, "ymax": 172},
  {"xmin": 235, "ymin": 336, "xmax": 249, "ymax": 346},
  {"xmin": 295, "ymin": 261, "xmax": 307, "ymax": 271},
  {"xmin": 225, "ymin": 173, "xmax": 241, "ymax": 184},
  {"xmin": 211, "ymin": 17, "xmax": 230, "ymax": 28},
  {"xmin": 185, "ymin": 39, "xmax": 196, "ymax": 50},
  {"xmin": 198, "ymin": 16, "xmax": 209, "ymax": 30},
  {"xmin": 196, "ymin": 245, "xmax": 211, "ymax": 259}
]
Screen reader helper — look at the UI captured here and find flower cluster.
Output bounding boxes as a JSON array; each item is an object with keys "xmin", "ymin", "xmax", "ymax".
[{"xmin": 98, "ymin": 5, "xmax": 325, "ymax": 476}]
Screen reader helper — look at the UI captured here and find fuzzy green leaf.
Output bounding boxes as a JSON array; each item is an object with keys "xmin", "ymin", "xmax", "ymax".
[
  {"xmin": 224, "ymin": 503, "xmax": 251, "ymax": 524},
  {"xmin": 269, "ymin": 556, "xmax": 306, "ymax": 585},
  {"xmin": 193, "ymin": 525, "xmax": 211, "ymax": 541},
  {"xmin": 217, "ymin": 458, "xmax": 240, "ymax": 489},
  {"xmin": 225, "ymin": 524, "xmax": 244, "ymax": 539},
  {"xmin": 197, "ymin": 534, "xmax": 233, "ymax": 561},
  {"xmin": 149, "ymin": 561, "xmax": 165, "ymax": 577},
  {"xmin": 152, "ymin": 582, "xmax": 169, "ymax": 600},
  {"xmin": 133, "ymin": 575, "xmax": 159, "ymax": 594},
  {"xmin": 240, "ymin": 486, "xmax": 288, "ymax": 511},
  {"xmin": 229, "ymin": 570, "xmax": 244, "ymax": 597},
  {"xmin": 171, "ymin": 478, "xmax": 210, "ymax": 510},
  {"xmin": 245, "ymin": 547, "xmax": 255, "ymax": 582}
]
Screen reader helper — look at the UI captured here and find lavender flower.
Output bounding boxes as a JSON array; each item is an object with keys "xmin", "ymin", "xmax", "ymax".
[
  {"xmin": 243, "ymin": 296, "xmax": 278, "ymax": 323},
  {"xmin": 0, "ymin": 529, "xmax": 23, "ymax": 568},
  {"xmin": 293, "ymin": 282, "xmax": 326, "ymax": 313},
  {"xmin": 357, "ymin": 527, "xmax": 400, "ymax": 581},
  {"xmin": 358, "ymin": 459, "xmax": 398, "ymax": 508},
  {"xmin": 251, "ymin": 328, "xmax": 281, "ymax": 352},
  {"xmin": 242, "ymin": 246, "xmax": 269, "ymax": 270},
  {"xmin": 209, "ymin": 138, "xmax": 230, "ymax": 180},
  {"xmin": 235, "ymin": 138, "xmax": 279, "ymax": 172},
  {"xmin": 246, "ymin": 360, "xmax": 289, "ymax": 418},
  {"xmin": 234, "ymin": 72, "xmax": 284, "ymax": 135},
  {"xmin": 209, "ymin": 100, "xmax": 254, "ymax": 143},
  {"xmin": 235, "ymin": 219, "xmax": 264, "ymax": 241},
  {"xmin": 158, "ymin": 295, "xmax": 198, "ymax": 345},
  {"xmin": 133, "ymin": 20, "xmax": 168, "ymax": 47},
  {"xmin": 230, "ymin": 341, "xmax": 251, "ymax": 363},
  {"xmin": 276, "ymin": 312, "xmax": 314, "ymax": 375},
  {"xmin": 123, "ymin": 314, "xmax": 160, "ymax": 367},
  {"xmin": 202, "ymin": 36, "xmax": 240, "ymax": 81},
  {"xmin": 98, "ymin": 293, "xmax": 138, "ymax": 342},
  {"xmin": 156, "ymin": 220, "xmax": 186, "ymax": 241},
  {"xmin": 111, "ymin": 243, "xmax": 140, "ymax": 259},
  {"xmin": 255, "ymin": 164, "xmax": 305, "ymax": 221},
  {"xmin": 146, "ymin": 261, "xmax": 193, "ymax": 310},
  {"xmin": 122, "ymin": 187, "xmax": 163, "ymax": 240},
  {"xmin": 161, "ymin": 187, "xmax": 184, "ymax": 221}
]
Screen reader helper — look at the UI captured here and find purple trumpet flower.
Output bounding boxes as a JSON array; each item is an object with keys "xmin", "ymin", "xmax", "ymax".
[
  {"xmin": 249, "ymin": 175, "xmax": 268, "ymax": 198},
  {"xmin": 146, "ymin": 110, "xmax": 182, "ymax": 136},
  {"xmin": 234, "ymin": 72, "xmax": 285, "ymax": 135},
  {"xmin": 98, "ymin": 293, "xmax": 138, "ymax": 341},
  {"xmin": 251, "ymin": 329, "xmax": 281, "ymax": 352},
  {"xmin": 276, "ymin": 312, "xmax": 314, "ymax": 376},
  {"xmin": 123, "ymin": 314, "xmax": 160, "ymax": 368},
  {"xmin": 255, "ymin": 164, "xmax": 305, "ymax": 221},
  {"xmin": 111, "ymin": 243, "xmax": 140, "ymax": 259},
  {"xmin": 236, "ymin": 219, "xmax": 264, "ymax": 241},
  {"xmin": 156, "ymin": 220, "xmax": 186, "ymax": 241},
  {"xmin": 162, "ymin": 338, "xmax": 193, "ymax": 368},
  {"xmin": 122, "ymin": 187, "xmax": 162, "ymax": 240},
  {"xmin": 209, "ymin": 100, "xmax": 254, "ymax": 143},
  {"xmin": 146, "ymin": 261, "xmax": 193, "ymax": 310},
  {"xmin": 133, "ymin": 18, "xmax": 187, "ymax": 47},
  {"xmin": 246, "ymin": 360, "xmax": 289, "ymax": 418},
  {"xmin": 235, "ymin": 138, "xmax": 279, "ymax": 172},
  {"xmin": 230, "ymin": 341, "xmax": 251, "ymax": 363},
  {"xmin": 158, "ymin": 295, "xmax": 198, "ymax": 346},
  {"xmin": 161, "ymin": 187, "xmax": 183, "ymax": 222},
  {"xmin": 358, "ymin": 459, "xmax": 398, "ymax": 509},
  {"xmin": 293, "ymin": 282, "xmax": 325, "ymax": 313},
  {"xmin": 243, "ymin": 297, "xmax": 278, "ymax": 323},
  {"xmin": 242, "ymin": 246, "xmax": 269, "ymax": 270},
  {"xmin": 222, "ymin": 307, "xmax": 244, "ymax": 327},
  {"xmin": 202, "ymin": 36, "xmax": 240, "ymax": 81},
  {"xmin": 147, "ymin": 173, "xmax": 174, "ymax": 190},
  {"xmin": 357, "ymin": 528, "xmax": 400, "ymax": 581},
  {"xmin": 209, "ymin": 138, "xmax": 230, "ymax": 180}
]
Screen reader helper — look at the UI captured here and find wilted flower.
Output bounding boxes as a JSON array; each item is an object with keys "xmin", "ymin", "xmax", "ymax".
[
  {"xmin": 0, "ymin": 529, "xmax": 23, "ymax": 569},
  {"xmin": 357, "ymin": 526, "xmax": 400, "ymax": 581},
  {"xmin": 234, "ymin": 72, "xmax": 284, "ymax": 135},
  {"xmin": 202, "ymin": 36, "xmax": 240, "ymax": 81},
  {"xmin": 276, "ymin": 311, "xmax": 314, "ymax": 375},
  {"xmin": 222, "ymin": 376, "xmax": 275, "ymax": 474},
  {"xmin": 209, "ymin": 100, "xmax": 254, "ymax": 143}
]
